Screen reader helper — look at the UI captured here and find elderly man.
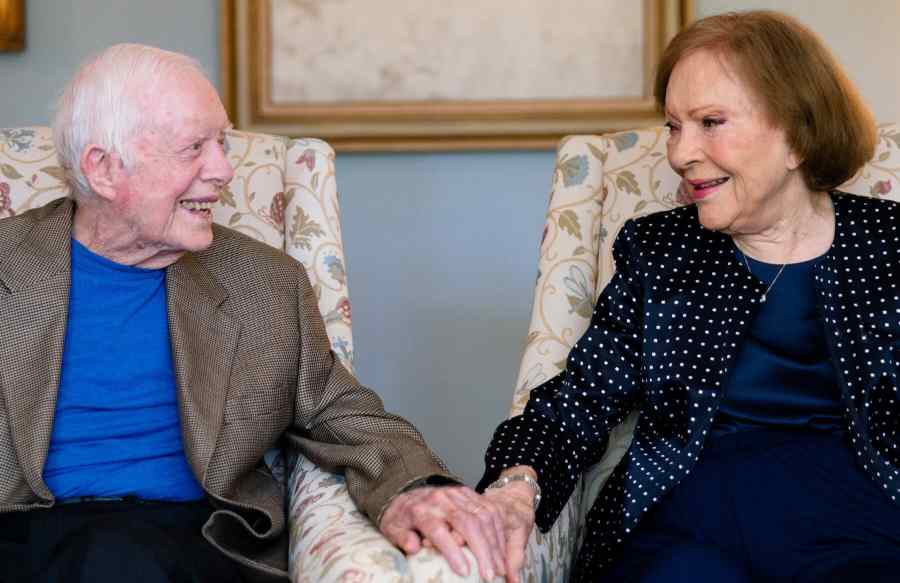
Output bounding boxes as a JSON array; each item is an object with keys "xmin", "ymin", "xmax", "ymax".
[{"xmin": 0, "ymin": 44, "xmax": 526, "ymax": 583}]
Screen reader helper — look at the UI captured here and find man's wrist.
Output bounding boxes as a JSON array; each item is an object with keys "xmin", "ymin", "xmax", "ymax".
[{"xmin": 401, "ymin": 474, "xmax": 459, "ymax": 493}]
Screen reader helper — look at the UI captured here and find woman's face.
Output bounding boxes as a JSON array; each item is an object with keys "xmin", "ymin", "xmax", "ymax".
[{"xmin": 664, "ymin": 49, "xmax": 810, "ymax": 235}]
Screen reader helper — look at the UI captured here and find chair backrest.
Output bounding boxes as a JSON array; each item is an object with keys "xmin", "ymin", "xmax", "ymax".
[
  {"xmin": 0, "ymin": 126, "xmax": 355, "ymax": 372},
  {"xmin": 511, "ymin": 122, "xmax": 900, "ymax": 414}
]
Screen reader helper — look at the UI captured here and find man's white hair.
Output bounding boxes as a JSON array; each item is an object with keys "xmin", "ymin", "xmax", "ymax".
[{"xmin": 52, "ymin": 43, "xmax": 209, "ymax": 199}]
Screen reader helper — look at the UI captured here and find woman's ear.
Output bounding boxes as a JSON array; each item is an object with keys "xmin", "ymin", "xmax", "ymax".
[{"xmin": 787, "ymin": 146, "xmax": 803, "ymax": 172}]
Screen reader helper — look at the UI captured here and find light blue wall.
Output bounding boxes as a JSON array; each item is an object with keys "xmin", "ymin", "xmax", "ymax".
[
  {"xmin": 0, "ymin": 0, "xmax": 554, "ymax": 484},
  {"xmin": 0, "ymin": 0, "xmax": 220, "ymax": 126},
  {"xmin": 338, "ymin": 151, "xmax": 552, "ymax": 483}
]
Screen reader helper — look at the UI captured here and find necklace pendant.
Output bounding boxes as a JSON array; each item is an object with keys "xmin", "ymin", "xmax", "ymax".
[{"xmin": 761, "ymin": 294, "xmax": 767, "ymax": 303}]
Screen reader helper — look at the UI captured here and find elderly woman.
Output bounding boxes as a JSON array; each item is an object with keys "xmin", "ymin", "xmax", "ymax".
[{"xmin": 477, "ymin": 10, "xmax": 900, "ymax": 583}]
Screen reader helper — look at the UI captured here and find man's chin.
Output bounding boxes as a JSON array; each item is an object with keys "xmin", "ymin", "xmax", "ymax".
[
  {"xmin": 173, "ymin": 228, "xmax": 215, "ymax": 254},
  {"xmin": 185, "ymin": 235, "xmax": 214, "ymax": 253}
]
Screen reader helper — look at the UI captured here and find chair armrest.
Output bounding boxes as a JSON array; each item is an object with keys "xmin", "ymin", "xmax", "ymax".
[
  {"xmin": 580, "ymin": 410, "xmax": 639, "ymax": 524},
  {"xmin": 287, "ymin": 453, "xmax": 496, "ymax": 582},
  {"xmin": 287, "ymin": 453, "xmax": 402, "ymax": 581},
  {"xmin": 406, "ymin": 548, "xmax": 486, "ymax": 582},
  {"xmin": 520, "ymin": 482, "xmax": 582, "ymax": 583},
  {"xmin": 515, "ymin": 413, "xmax": 637, "ymax": 583}
]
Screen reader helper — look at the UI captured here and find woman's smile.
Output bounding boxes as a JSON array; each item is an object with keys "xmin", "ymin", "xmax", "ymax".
[{"xmin": 687, "ymin": 177, "xmax": 730, "ymax": 201}]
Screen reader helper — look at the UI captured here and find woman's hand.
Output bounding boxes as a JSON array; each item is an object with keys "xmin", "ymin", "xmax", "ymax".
[{"xmin": 482, "ymin": 475, "xmax": 537, "ymax": 583}]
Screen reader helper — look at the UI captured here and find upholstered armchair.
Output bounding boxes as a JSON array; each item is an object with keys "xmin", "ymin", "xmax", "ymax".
[
  {"xmin": 0, "ymin": 127, "xmax": 477, "ymax": 582},
  {"xmin": 510, "ymin": 123, "xmax": 900, "ymax": 581}
]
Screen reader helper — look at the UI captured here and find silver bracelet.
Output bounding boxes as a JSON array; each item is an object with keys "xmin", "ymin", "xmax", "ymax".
[{"xmin": 486, "ymin": 473, "xmax": 541, "ymax": 510}]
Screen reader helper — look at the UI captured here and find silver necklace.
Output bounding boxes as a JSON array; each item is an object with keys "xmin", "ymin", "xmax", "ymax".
[{"xmin": 741, "ymin": 253, "xmax": 786, "ymax": 303}]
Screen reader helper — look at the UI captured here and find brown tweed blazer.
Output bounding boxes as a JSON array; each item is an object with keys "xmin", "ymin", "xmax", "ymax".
[{"xmin": 0, "ymin": 199, "xmax": 454, "ymax": 581}]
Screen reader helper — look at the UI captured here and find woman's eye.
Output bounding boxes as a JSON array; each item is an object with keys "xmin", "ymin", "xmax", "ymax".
[
  {"xmin": 702, "ymin": 117, "xmax": 724, "ymax": 129},
  {"xmin": 664, "ymin": 121, "xmax": 680, "ymax": 133}
]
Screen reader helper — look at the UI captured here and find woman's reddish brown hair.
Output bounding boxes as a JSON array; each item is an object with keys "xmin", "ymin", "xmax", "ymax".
[{"xmin": 654, "ymin": 11, "xmax": 876, "ymax": 192}]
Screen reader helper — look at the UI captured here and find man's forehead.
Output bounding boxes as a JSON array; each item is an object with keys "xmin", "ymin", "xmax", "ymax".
[
  {"xmin": 132, "ymin": 69, "xmax": 219, "ymax": 109},
  {"xmin": 135, "ymin": 76, "xmax": 228, "ymax": 135}
]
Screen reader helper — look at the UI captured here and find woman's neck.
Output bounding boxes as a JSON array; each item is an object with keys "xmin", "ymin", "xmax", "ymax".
[{"xmin": 732, "ymin": 192, "xmax": 835, "ymax": 264}]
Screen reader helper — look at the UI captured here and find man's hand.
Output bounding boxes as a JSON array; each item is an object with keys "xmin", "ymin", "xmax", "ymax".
[{"xmin": 379, "ymin": 484, "xmax": 508, "ymax": 581}]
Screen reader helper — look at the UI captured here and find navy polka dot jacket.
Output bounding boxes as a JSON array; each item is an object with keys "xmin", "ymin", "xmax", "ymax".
[{"xmin": 479, "ymin": 191, "xmax": 900, "ymax": 579}]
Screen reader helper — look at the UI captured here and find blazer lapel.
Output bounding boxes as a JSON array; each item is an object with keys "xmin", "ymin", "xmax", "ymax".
[
  {"xmin": 166, "ymin": 253, "xmax": 240, "ymax": 485},
  {"xmin": 660, "ymin": 217, "xmax": 765, "ymax": 395},
  {"xmin": 685, "ymin": 228, "xmax": 764, "ymax": 392},
  {"xmin": 0, "ymin": 199, "xmax": 73, "ymax": 499}
]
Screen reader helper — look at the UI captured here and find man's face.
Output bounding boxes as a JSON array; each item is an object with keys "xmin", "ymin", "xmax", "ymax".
[{"xmin": 109, "ymin": 71, "xmax": 233, "ymax": 267}]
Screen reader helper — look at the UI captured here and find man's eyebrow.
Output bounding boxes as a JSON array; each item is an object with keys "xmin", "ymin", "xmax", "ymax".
[{"xmin": 180, "ymin": 126, "xmax": 233, "ymax": 144}]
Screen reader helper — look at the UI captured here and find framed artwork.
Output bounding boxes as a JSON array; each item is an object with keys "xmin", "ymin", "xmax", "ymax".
[
  {"xmin": 221, "ymin": 0, "xmax": 693, "ymax": 151},
  {"xmin": 0, "ymin": 0, "xmax": 24, "ymax": 52}
]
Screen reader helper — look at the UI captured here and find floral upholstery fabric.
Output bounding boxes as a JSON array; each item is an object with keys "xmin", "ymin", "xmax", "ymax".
[
  {"xmin": 0, "ymin": 128, "xmax": 71, "ymax": 215},
  {"xmin": 289, "ymin": 453, "xmax": 487, "ymax": 583},
  {"xmin": 0, "ymin": 126, "xmax": 458, "ymax": 582},
  {"xmin": 218, "ymin": 130, "xmax": 355, "ymax": 369},
  {"xmin": 512, "ymin": 123, "xmax": 900, "ymax": 582}
]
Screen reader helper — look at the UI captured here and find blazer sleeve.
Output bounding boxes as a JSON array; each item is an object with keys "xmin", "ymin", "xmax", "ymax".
[
  {"xmin": 283, "ymin": 261, "xmax": 458, "ymax": 524},
  {"xmin": 478, "ymin": 219, "xmax": 646, "ymax": 531}
]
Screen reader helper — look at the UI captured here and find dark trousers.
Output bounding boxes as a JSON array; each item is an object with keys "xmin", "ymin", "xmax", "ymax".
[
  {"xmin": 0, "ymin": 498, "xmax": 245, "ymax": 583},
  {"xmin": 606, "ymin": 430, "xmax": 900, "ymax": 583}
]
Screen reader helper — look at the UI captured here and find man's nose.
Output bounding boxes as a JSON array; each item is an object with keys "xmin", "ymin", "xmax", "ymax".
[{"xmin": 204, "ymin": 139, "xmax": 234, "ymax": 186}]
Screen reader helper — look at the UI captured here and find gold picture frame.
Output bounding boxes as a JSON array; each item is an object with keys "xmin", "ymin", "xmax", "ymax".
[
  {"xmin": 0, "ymin": 0, "xmax": 25, "ymax": 52},
  {"xmin": 221, "ymin": 0, "xmax": 693, "ymax": 151}
]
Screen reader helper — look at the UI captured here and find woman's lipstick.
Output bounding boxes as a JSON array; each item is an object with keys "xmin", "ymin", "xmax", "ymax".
[{"xmin": 688, "ymin": 177, "xmax": 729, "ymax": 200}]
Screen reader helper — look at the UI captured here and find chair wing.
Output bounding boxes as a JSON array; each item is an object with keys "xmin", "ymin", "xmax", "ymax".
[
  {"xmin": 283, "ymin": 138, "xmax": 355, "ymax": 371},
  {"xmin": 0, "ymin": 127, "xmax": 70, "ymax": 213}
]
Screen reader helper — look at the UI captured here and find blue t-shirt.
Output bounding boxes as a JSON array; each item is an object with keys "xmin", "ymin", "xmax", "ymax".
[
  {"xmin": 712, "ymin": 247, "xmax": 844, "ymax": 437},
  {"xmin": 43, "ymin": 239, "xmax": 204, "ymax": 501}
]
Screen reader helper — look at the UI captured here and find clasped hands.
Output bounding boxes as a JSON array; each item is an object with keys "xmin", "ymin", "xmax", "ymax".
[{"xmin": 379, "ymin": 478, "xmax": 536, "ymax": 582}]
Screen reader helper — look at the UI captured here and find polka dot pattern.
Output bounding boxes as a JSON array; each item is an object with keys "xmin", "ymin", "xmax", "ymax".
[{"xmin": 480, "ymin": 191, "xmax": 900, "ymax": 580}]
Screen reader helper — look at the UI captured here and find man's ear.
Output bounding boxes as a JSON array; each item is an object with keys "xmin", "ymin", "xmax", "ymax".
[{"xmin": 80, "ymin": 145, "xmax": 123, "ymax": 201}]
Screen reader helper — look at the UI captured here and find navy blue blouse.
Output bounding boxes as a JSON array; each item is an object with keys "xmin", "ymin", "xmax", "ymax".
[{"xmin": 712, "ymin": 248, "xmax": 844, "ymax": 437}]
